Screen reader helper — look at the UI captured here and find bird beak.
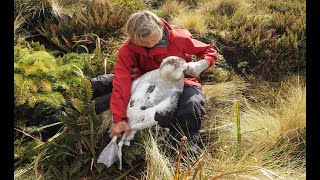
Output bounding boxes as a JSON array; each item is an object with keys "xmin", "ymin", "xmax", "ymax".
[{"xmin": 183, "ymin": 64, "xmax": 189, "ymax": 71}]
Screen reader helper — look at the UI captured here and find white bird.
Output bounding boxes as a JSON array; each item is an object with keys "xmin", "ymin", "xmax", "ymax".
[{"xmin": 97, "ymin": 56, "xmax": 188, "ymax": 169}]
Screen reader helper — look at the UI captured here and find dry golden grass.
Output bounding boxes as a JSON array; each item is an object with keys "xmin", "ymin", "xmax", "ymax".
[
  {"xmin": 140, "ymin": 75, "xmax": 305, "ymax": 179},
  {"xmin": 198, "ymin": 0, "xmax": 255, "ymax": 30},
  {"xmin": 276, "ymin": 76, "xmax": 306, "ymax": 135},
  {"xmin": 202, "ymin": 81, "xmax": 248, "ymax": 101},
  {"xmin": 239, "ymin": 75, "xmax": 306, "ymax": 144},
  {"xmin": 171, "ymin": 12, "xmax": 208, "ymax": 34},
  {"xmin": 201, "ymin": 81, "xmax": 248, "ymax": 129},
  {"xmin": 202, "ymin": 75, "xmax": 306, "ymax": 179},
  {"xmin": 199, "ymin": 139, "xmax": 306, "ymax": 179},
  {"xmin": 14, "ymin": 11, "xmax": 30, "ymax": 43},
  {"xmin": 14, "ymin": 12, "xmax": 26, "ymax": 36},
  {"xmin": 141, "ymin": 130, "xmax": 175, "ymax": 180},
  {"xmin": 160, "ymin": 0, "xmax": 188, "ymax": 19}
]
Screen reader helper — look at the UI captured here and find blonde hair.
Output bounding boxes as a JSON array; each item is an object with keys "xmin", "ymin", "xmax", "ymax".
[{"xmin": 125, "ymin": 10, "xmax": 164, "ymax": 44}]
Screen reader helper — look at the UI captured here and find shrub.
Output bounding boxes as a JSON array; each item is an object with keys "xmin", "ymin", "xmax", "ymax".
[
  {"xmin": 15, "ymin": 0, "xmax": 145, "ymax": 53},
  {"xmin": 202, "ymin": 0, "xmax": 305, "ymax": 80}
]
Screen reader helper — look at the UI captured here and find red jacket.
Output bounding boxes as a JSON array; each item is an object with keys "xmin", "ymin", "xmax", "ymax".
[{"xmin": 110, "ymin": 19, "xmax": 218, "ymax": 123}]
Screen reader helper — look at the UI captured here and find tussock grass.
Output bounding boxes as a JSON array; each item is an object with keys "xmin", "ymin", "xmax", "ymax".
[
  {"xmin": 160, "ymin": 0, "xmax": 188, "ymax": 19},
  {"xmin": 141, "ymin": 130, "xmax": 175, "ymax": 180},
  {"xmin": 276, "ymin": 76, "xmax": 306, "ymax": 134},
  {"xmin": 14, "ymin": 11, "xmax": 28, "ymax": 37},
  {"xmin": 200, "ymin": 80, "xmax": 249, "ymax": 138},
  {"xmin": 213, "ymin": 0, "xmax": 241, "ymax": 16},
  {"xmin": 199, "ymin": 0, "xmax": 241, "ymax": 17},
  {"xmin": 240, "ymin": 76, "xmax": 306, "ymax": 144},
  {"xmin": 14, "ymin": 164, "xmax": 35, "ymax": 180},
  {"xmin": 171, "ymin": 12, "xmax": 207, "ymax": 34},
  {"xmin": 202, "ymin": 75, "xmax": 306, "ymax": 179},
  {"xmin": 200, "ymin": 138, "xmax": 305, "ymax": 179},
  {"xmin": 202, "ymin": 81, "xmax": 248, "ymax": 102},
  {"xmin": 138, "ymin": 76, "xmax": 305, "ymax": 179},
  {"xmin": 14, "ymin": 9, "xmax": 31, "ymax": 44}
]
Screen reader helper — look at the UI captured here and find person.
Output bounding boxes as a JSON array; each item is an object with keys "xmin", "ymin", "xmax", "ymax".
[{"xmin": 90, "ymin": 10, "xmax": 218, "ymax": 142}]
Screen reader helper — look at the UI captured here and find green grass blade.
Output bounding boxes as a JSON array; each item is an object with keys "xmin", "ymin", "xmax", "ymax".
[{"xmin": 234, "ymin": 100, "xmax": 241, "ymax": 157}]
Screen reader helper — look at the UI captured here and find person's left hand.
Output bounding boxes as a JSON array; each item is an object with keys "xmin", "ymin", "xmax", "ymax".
[{"xmin": 184, "ymin": 59, "xmax": 209, "ymax": 77}]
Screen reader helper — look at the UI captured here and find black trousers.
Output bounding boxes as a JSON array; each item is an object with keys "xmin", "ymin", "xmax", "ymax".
[{"xmin": 91, "ymin": 74, "xmax": 206, "ymax": 138}]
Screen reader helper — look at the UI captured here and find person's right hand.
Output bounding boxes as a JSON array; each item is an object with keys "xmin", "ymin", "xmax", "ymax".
[{"xmin": 109, "ymin": 121, "xmax": 130, "ymax": 138}]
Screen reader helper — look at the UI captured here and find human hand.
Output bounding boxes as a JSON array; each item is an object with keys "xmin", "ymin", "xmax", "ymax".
[
  {"xmin": 184, "ymin": 59, "xmax": 209, "ymax": 77},
  {"xmin": 109, "ymin": 121, "xmax": 130, "ymax": 138}
]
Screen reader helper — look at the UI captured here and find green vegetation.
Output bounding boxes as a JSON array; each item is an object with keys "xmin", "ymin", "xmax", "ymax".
[{"xmin": 14, "ymin": 0, "xmax": 305, "ymax": 179}]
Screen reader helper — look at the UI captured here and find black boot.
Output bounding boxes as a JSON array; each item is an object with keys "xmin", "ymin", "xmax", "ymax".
[
  {"xmin": 94, "ymin": 93, "xmax": 112, "ymax": 114},
  {"xmin": 90, "ymin": 74, "xmax": 114, "ymax": 99}
]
